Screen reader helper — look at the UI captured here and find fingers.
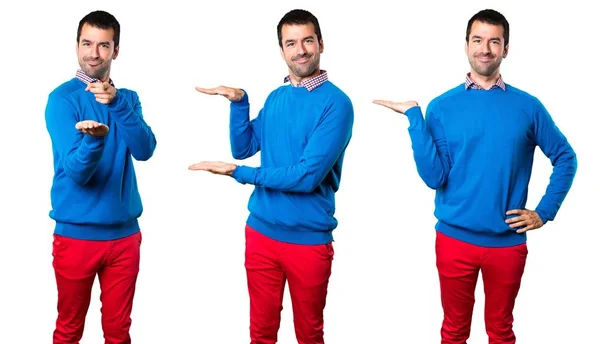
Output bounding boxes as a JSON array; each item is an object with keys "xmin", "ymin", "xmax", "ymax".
[
  {"xmin": 195, "ymin": 87, "xmax": 218, "ymax": 95},
  {"xmin": 195, "ymin": 86, "xmax": 236, "ymax": 99},
  {"xmin": 508, "ymin": 220, "xmax": 529, "ymax": 229},
  {"xmin": 75, "ymin": 120, "xmax": 100, "ymax": 130},
  {"xmin": 505, "ymin": 209, "xmax": 525, "ymax": 215},
  {"xmin": 195, "ymin": 87, "xmax": 228, "ymax": 96},
  {"xmin": 75, "ymin": 121, "xmax": 108, "ymax": 136},
  {"xmin": 86, "ymin": 83, "xmax": 104, "ymax": 94},
  {"xmin": 188, "ymin": 161, "xmax": 231, "ymax": 175},
  {"xmin": 516, "ymin": 225, "xmax": 533, "ymax": 234},
  {"xmin": 372, "ymin": 100, "xmax": 394, "ymax": 108},
  {"xmin": 504, "ymin": 215, "xmax": 525, "ymax": 224},
  {"xmin": 188, "ymin": 163, "xmax": 208, "ymax": 170}
]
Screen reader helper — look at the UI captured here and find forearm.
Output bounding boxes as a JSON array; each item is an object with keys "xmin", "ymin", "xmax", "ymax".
[
  {"xmin": 534, "ymin": 148, "xmax": 577, "ymax": 222},
  {"xmin": 229, "ymin": 92, "xmax": 260, "ymax": 159},
  {"xmin": 63, "ymin": 134, "xmax": 105, "ymax": 185},
  {"xmin": 108, "ymin": 92, "xmax": 156, "ymax": 161},
  {"xmin": 45, "ymin": 95, "xmax": 106, "ymax": 185},
  {"xmin": 232, "ymin": 163, "xmax": 319, "ymax": 193},
  {"xmin": 405, "ymin": 106, "xmax": 450, "ymax": 189}
]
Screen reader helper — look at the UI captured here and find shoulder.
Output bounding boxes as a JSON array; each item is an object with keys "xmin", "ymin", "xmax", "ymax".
[
  {"xmin": 48, "ymin": 78, "xmax": 83, "ymax": 101},
  {"xmin": 314, "ymin": 81, "xmax": 353, "ymax": 112},
  {"xmin": 504, "ymin": 83, "xmax": 544, "ymax": 108},
  {"xmin": 429, "ymin": 84, "xmax": 465, "ymax": 108}
]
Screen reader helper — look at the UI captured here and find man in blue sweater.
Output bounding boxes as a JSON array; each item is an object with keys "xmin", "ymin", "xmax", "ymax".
[
  {"xmin": 190, "ymin": 9, "xmax": 353, "ymax": 344},
  {"xmin": 374, "ymin": 9, "xmax": 576, "ymax": 344},
  {"xmin": 45, "ymin": 10, "xmax": 156, "ymax": 344}
]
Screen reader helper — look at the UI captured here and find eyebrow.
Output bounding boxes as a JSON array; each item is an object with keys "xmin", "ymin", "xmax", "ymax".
[
  {"xmin": 284, "ymin": 35, "xmax": 316, "ymax": 44},
  {"xmin": 472, "ymin": 35, "xmax": 502, "ymax": 41},
  {"xmin": 80, "ymin": 39, "xmax": 111, "ymax": 45}
]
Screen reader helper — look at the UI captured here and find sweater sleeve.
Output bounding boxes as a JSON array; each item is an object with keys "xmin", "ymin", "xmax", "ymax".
[
  {"xmin": 45, "ymin": 93, "xmax": 106, "ymax": 186},
  {"xmin": 231, "ymin": 96, "xmax": 353, "ymax": 193},
  {"xmin": 229, "ymin": 91, "xmax": 262, "ymax": 160},
  {"xmin": 107, "ymin": 90, "xmax": 157, "ymax": 161},
  {"xmin": 531, "ymin": 99, "xmax": 577, "ymax": 223},
  {"xmin": 405, "ymin": 103, "xmax": 452, "ymax": 189}
]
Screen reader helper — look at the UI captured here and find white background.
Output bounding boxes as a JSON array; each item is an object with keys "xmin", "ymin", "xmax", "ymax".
[{"xmin": 1, "ymin": 0, "xmax": 598, "ymax": 343}]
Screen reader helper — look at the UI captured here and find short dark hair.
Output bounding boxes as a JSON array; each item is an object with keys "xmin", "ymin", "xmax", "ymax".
[
  {"xmin": 277, "ymin": 9, "xmax": 322, "ymax": 48},
  {"xmin": 77, "ymin": 10, "xmax": 121, "ymax": 48},
  {"xmin": 466, "ymin": 9, "xmax": 509, "ymax": 47}
]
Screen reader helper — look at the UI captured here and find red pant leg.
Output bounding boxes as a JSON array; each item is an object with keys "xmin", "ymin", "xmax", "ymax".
[
  {"xmin": 52, "ymin": 234, "xmax": 107, "ymax": 344},
  {"xmin": 245, "ymin": 225, "xmax": 286, "ymax": 344},
  {"xmin": 435, "ymin": 232, "xmax": 482, "ymax": 344},
  {"xmin": 481, "ymin": 243, "xmax": 528, "ymax": 344},
  {"xmin": 281, "ymin": 239, "xmax": 334, "ymax": 344},
  {"xmin": 98, "ymin": 231, "xmax": 142, "ymax": 344}
]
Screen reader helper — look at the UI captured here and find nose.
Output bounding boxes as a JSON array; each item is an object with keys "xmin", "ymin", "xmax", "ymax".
[
  {"xmin": 482, "ymin": 42, "xmax": 491, "ymax": 54},
  {"xmin": 296, "ymin": 43, "xmax": 307, "ymax": 55},
  {"xmin": 90, "ymin": 44, "xmax": 99, "ymax": 58}
]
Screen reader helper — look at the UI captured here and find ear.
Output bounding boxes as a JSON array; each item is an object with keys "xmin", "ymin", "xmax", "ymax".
[
  {"xmin": 280, "ymin": 46, "xmax": 285, "ymax": 60},
  {"xmin": 319, "ymin": 39, "xmax": 324, "ymax": 54},
  {"xmin": 502, "ymin": 44, "xmax": 509, "ymax": 58},
  {"xmin": 113, "ymin": 45, "xmax": 119, "ymax": 60},
  {"xmin": 464, "ymin": 41, "xmax": 468, "ymax": 56}
]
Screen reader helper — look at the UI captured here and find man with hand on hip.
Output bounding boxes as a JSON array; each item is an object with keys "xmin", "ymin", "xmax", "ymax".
[
  {"xmin": 45, "ymin": 10, "xmax": 156, "ymax": 344},
  {"xmin": 373, "ymin": 8, "xmax": 577, "ymax": 344},
  {"xmin": 190, "ymin": 9, "xmax": 354, "ymax": 344}
]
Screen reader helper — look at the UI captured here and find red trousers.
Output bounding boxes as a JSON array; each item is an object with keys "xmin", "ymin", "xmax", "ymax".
[
  {"xmin": 52, "ymin": 231, "xmax": 142, "ymax": 344},
  {"xmin": 244, "ymin": 225, "xmax": 334, "ymax": 344},
  {"xmin": 435, "ymin": 231, "xmax": 528, "ymax": 344}
]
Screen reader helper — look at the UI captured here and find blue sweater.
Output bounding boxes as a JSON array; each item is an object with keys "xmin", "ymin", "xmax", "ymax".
[
  {"xmin": 230, "ymin": 82, "xmax": 354, "ymax": 245},
  {"xmin": 405, "ymin": 84, "xmax": 577, "ymax": 247},
  {"xmin": 45, "ymin": 77, "xmax": 157, "ymax": 240}
]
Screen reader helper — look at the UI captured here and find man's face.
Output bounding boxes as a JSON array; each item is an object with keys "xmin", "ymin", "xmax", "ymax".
[
  {"xmin": 280, "ymin": 23, "xmax": 323, "ymax": 81},
  {"xmin": 465, "ymin": 20, "xmax": 508, "ymax": 77},
  {"xmin": 77, "ymin": 23, "xmax": 118, "ymax": 81}
]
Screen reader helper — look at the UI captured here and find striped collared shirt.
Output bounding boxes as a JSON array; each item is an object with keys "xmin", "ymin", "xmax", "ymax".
[
  {"xmin": 465, "ymin": 73, "xmax": 505, "ymax": 91},
  {"xmin": 76, "ymin": 69, "xmax": 115, "ymax": 87},
  {"xmin": 284, "ymin": 70, "xmax": 328, "ymax": 92}
]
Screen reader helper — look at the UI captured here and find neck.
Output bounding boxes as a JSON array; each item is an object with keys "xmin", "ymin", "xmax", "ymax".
[
  {"xmin": 97, "ymin": 72, "xmax": 111, "ymax": 83},
  {"xmin": 469, "ymin": 70, "xmax": 500, "ymax": 90},
  {"xmin": 288, "ymin": 68, "xmax": 321, "ymax": 86}
]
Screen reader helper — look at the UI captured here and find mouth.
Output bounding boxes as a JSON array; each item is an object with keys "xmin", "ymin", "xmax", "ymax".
[
  {"xmin": 476, "ymin": 56, "xmax": 494, "ymax": 63},
  {"xmin": 86, "ymin": 60, "xmax": 102, "ymax": 67},
  {"xmin": 292, "ymin": 55, "xmax": 312, "ymax": 64}
]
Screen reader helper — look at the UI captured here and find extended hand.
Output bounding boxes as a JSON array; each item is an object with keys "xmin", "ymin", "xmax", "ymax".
[
  {"xmin": 372, "ymin": 99, "xmax": 419, "ymax": 115},
  {"xmin": 195, "ymin": 86, "xmax": 245, "ymax": 102},
  {"xmin": 505, "ymin": 209, "xmax": 544, "ymax": 233},
  {"xmin": 75, "ymin": 120, "xmax": 109, "ymax": 137},
  {"xmin": 188, "ymin": 161, "xmax": 237, "ymax": 176},
  {"xmin": 86, "ymin": 81, "xmax": 117, "ymax": 104}
]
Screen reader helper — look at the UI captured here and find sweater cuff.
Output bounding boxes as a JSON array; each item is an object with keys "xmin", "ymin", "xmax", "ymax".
[
  {"xmin": 231, "ymin": 90, "xmax": 249, "ymax": 106},
  {"xmin": 534, "ymin": 208, "xmax": 550, "ymax": 224},
  {"xmin": 232, "ymin": 165, "xmax": 257, "ymax": 185},
  {"xmin": 107, "ymin": 90, "xmax": 128, "ymax": 112},
  {"xmin": 405, "ymin": 106, "xmax": 424, "ymax": 128},
  {"xmin": 82, "ymin": 132, "xmax": 105, "ymax": 148}
]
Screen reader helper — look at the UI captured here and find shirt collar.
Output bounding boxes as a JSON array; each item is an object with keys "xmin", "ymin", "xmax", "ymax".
[
  {"xmin": 283, "ymin": 70, "xmax": 328, "ymax": 92},
  {"xmin": 465, "ymin": 72, "xmax": 505, "ymax": 91},
  {"xmin": 75, "ymin": 69, "xmax": 115, "ymax": 87}
]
